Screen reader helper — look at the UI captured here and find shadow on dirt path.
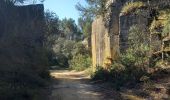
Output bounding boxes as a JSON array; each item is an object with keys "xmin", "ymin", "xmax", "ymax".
[{"xmin": 49, "ymin": 70, "xmax": 122, "ymax": 100}]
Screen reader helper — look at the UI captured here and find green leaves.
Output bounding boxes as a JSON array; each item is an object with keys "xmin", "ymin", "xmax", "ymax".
[
  {"xmin": 76, "ymin": 0, "xmax": 106, "ymax": 18},
  {"xmin": 121, "ymin": 1, "xmax": 145, "ymax": 15},
  {"xmin": 163, "ymin": 14, "xmax": 170, "ymax": 37},
  {"xmin": 128, "ymin": 25, "xmax": 149, "ymax": 47},
  {"xmin": 78, "ymin": 17, "xmax": 92, "ymax": 38},
  {"xmin": 69, "ymin": 54, "xmax": 91, "ymax": 71}
]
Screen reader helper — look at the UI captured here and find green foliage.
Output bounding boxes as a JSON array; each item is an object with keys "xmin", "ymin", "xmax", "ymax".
[
  {"xmin": 44, "ymin": 10, "xmax": 84, "ymax": 68},
  {"xmin": 52, "ymin": 38, "xmax": 75, "ymax": 68},
  {"xmin": 163, "ymin": 14, "xmax": 170, "ymax": 37},
  {"xmin": 122, "ymin": 45, "xmax": 150, "ymax": 67},
  {"xmin": 52, "ymin": 37, "xmax": 91, "ymax": 69},
  {"xmin": 149, "ymin": 10, "xmax": 170, "ymax": 35},
  {"xmin": 72, "ymin": 42, "xmax": 90, "ymax": 56},
  {"xmin": 68, "ymin": 42, "xmax": 91, "ymax": 71},
  {"xmin": 92, "ymin": 25, "xmax": 150, "ymax": 88},
  {"xmin": 91, "ymin": 67, "xmax": 110, "ymax": 81},
  {"xmin": 92, "ymin": 59, "xmax": 149, "ymax": 89},
  {"xmin": 44, "ymin": 10, "xmax": 60, "ymax": 49},
  {"xmin": 129, "ymin": 25, "xmax": 149, "ymax": 45},
  {"xmin": 76, "ymin": 0, "xmax": 107, "ymax": 18},
  {"xmin": 69, "ymin": 54, "xmax": 91, "ymax": 71},
  {"xmin": 121, "ymin": 50, "xmax": 136, "ymax": 66},
  {"xmin": 111, "ymin": 62, "xmax": 146, "ymax": 88},
  {"xmin": 109, "ymin": 63, "xmax": 130, "ymax": 89},
  {"xmin": 78, "ymin": 17, "xmax": 92, "ymax": 38},
  {"xmin": 0, "ymin": 43, "xmax": 50, "ymax": 100},
  {"xmin": 126, "ymin": 25, "xmax": 150, "ymax": 68},
  {"xmin": 60, "ymin": 18, "xmax": 82, "ymax": 40},
  {"xmin": 150, "ymin": 19, "xmax": 165, "ymax": 34},
  {"xmin": 121, "ymin": 1, "xmax": 145, "ymax": 15}
]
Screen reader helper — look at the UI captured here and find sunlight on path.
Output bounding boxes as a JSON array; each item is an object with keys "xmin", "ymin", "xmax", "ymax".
[
  {"xmin": 49, "ymin": 70, "xmax": 113, "ymax": 100},
  {"xmin": 50, "ymin": 70, "xmax": 90, "ymax": 80}
]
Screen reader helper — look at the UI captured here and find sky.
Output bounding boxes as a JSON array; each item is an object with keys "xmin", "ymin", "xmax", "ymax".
[{"xmin": 43, "ymin": 0, "xmax": 87, "ymax": 24}]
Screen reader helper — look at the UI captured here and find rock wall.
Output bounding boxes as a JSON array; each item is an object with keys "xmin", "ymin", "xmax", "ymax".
[
  {"xmin": 0, "ymin": 3, "xmax": 44, "ymax": 45},
  {"xmin": 92, "ymin": 16, "xmax": 106, "ymax": 69},
  {"xmin": 119, "ymin": 10, "xmax": 149, "ymax": 51},
  {"xmin": 92, "ymin": 16, "xmax": 120, "ymax": 70},
  {"xmin": 0, "ymin": 1, "xmax": 45, "ymax": 67},
  {"xmin": 91, "ymin": 0, "xmax": 149, "ymax": 69}
]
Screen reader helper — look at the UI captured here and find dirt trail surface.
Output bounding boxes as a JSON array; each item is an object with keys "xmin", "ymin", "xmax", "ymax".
[{"xmin": 49, "ymin": 70, "xmax": 121, "ymax": 100}]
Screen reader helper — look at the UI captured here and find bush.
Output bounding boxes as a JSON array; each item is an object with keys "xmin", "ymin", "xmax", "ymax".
[
  {"xmin": 91, "ymin": 67, "xmax": 110, "ymax": 81},
  {"xmin": 71, "ymin": 42, "xmax": 90, "ymax": 56},
  {"xmin": 121, "ymin": 1, "xmax": 145, "ymax": 15},
  {"xmin": 69, "ymin": 54, "xmax": 91, "ymax": 71},
  {"xmin": 91, "ymin": 25, "xmax": 150, "ymax": 89},
  {"xmin": 92, "ymin": 60, "xmax": 149, "ymax": 89},
  {"xmin": 52, "ymin": 38, "xmax": 91, "ymax": 69}
]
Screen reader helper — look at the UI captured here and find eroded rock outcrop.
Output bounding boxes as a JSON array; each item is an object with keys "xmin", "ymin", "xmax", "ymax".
[
  {"xmin": 0, "ymin": 1, "xmax": 45, "ymax": 70},
  {"xmin": 119, "ymin": 9, "xmax": 149, "ymax": 51},
  {"xmin": 91, "ymin": 0, "xmax": 150, "ymax": 69},
  {"xmin": 92, "ymin": 16, "xmax": 114, "ymax": 69}
]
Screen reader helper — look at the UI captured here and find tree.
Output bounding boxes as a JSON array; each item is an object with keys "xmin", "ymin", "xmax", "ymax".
[
  {"xmin": 78, "ymin": 17, "xmax": 92, "ymax": 38},
  {"xmin": 44, "ymin": 10, "xmax": 60, "ymax": 48},
  {"xmin": 60, "ymin": 18, "xmax": 82, "ymax": 40},
  {"xmin": 76, "ymin": 0, "xmax": 107, "ymax": 18},
  {"xmin": 78, "ymin": 16, "xmax": 92, "ymax": 49}
]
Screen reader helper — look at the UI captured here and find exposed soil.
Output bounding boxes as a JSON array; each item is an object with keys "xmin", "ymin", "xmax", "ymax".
[
  {"xmin": 49, "ymin": 70, "xmax": 170, "ymax": 100},
  {"xmin": 49, "ymin": 70, "xmax": 122, "ymax": 100}
]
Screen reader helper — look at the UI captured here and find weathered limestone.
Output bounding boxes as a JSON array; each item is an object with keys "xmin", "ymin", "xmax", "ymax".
[
  {"xmin": 119, "ymin": 10, "xmax": 149, "ymax": 51},
  {"xmin": 92, "ymin": 0, "xmax": 121, "ymax": 69},
  {"xmin": 0, "ymin": 2, "xmax": 45, "ymax": 66},
  {"xmin": 0, "ymin": 3, "xmax": 44, "ymax": 46},
  {"xmin": 92, "ymin": 16, "xmax": 106, "ymax": 70},
  {"xmin": 92, "ymin": 16, "xmax": 120, "ymax": 70},
  {"xmin": 91, "ymin": 0, "xmax": 149, "ymax": 69}
]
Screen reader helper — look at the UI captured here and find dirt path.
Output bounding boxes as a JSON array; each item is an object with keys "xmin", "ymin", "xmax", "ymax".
[
  {"xmin": 48, "ymin": 70, "xmax": 170, "ymax": 100},
  {"xmin": 49, "ymin": 70, "xmax": 121, "ymax": 100}
]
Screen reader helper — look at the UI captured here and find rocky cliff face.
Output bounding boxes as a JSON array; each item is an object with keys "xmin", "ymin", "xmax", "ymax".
[
  {"xmin": 91, "ymin": 0, "xmax": 150, "ymax": 69},
  {"xmin": 119, "ymin": 9, "xmax": 149, "ymax": 51},
  {"xmin": 0, "ymin": 3, "xmax": 44, "ymax": 46},
  {"xmin": 0, "ymin": 2, "xmax": 45, "ymax": 67},
  {"xmin": 92, "ymin": 17, "xmax": 106, "ymax": 68}
]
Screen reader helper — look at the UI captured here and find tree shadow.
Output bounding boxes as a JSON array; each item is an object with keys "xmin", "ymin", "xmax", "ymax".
[{"xmin": 49, "ymin": 71, "xmax": 123, "ymax": 100}]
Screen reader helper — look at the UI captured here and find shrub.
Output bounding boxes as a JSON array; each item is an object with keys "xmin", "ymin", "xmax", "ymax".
[
  {"xmin": 91, "ymin": 53, "xmax": 149, "ymax": 89},
  {"xmin": 71, "ymin": 42, "xmax": 90, "ymax": 56},
  {"xmin": 91, "ymin": 66, "xmax": 110, "ymax": 81},
  {"xmin": 52, "ymin": 38, "xmax": 91, "ymax": 69},
  {"xmin": 69, "ymin": 54, "xmax": 91, "ymax": 71},
  {"xmin": 121, "ymin": 1, "xmax": 145, "ymax": 15},
  {"xmin": 110, "ymin": 60, "xmax": 148, "ymax": 88},
  {"xmin": 108, "ymin": 62, "xmax": 127, "ymax": 88},
  {"xmin": 91, "ymin": 25, "xmax": 150, "ymax": 89}
]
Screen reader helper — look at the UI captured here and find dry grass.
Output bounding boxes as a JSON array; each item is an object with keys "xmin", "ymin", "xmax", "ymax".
[{"xmin": 121, "ymin": 1, "xmax": 145, "ymax": 15}]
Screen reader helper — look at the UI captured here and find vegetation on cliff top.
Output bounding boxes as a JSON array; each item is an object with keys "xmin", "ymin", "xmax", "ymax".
[
  {"xmin": 121, "ymin": 1, "xmax": 146, "ymax": 15},
  {"xmin": 85, "ymin": 1, "xmax": 170, "ymax": 99}
]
